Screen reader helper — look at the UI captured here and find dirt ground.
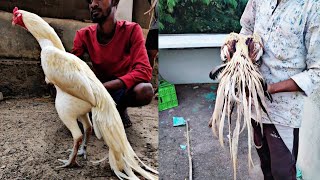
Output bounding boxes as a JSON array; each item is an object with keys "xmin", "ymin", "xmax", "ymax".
[
  {"xmin": 0, "ymin": 97, "xmax": 158, "ymax": 179},
  {"xmin": 159, "ymin": 84, "xmax": 263, "ymax": 180}
]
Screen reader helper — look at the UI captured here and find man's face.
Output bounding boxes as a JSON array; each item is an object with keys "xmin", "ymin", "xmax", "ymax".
[{"xmin": 87, "ymin": 0, "xmax": 113, "ymax": 23}]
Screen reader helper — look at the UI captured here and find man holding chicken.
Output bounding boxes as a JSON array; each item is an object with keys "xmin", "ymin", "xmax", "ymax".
[
  {"xmin": 72, "ymin": 0, "xmax": 154, "ymax": 128},
  {"xmin": 240, "ymin": 0, "xmax": 320, "ymax": 179}
]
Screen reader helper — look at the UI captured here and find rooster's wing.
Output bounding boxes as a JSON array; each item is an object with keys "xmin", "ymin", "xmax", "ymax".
[{"xmin": 40, "ymin": 46, "xmax": 97, "ymax": 106}]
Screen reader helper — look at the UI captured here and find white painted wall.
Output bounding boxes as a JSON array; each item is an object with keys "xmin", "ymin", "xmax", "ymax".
[
  {"xmin": 159, "ymin": 34, "xmax": 227, "ymax": 49},
  {"xmin": 159, "ymin": 48, "xmax": 221, "ymax": 84},
  {"xmin": 159, "ymin": 34, "xmax": 226, "ymax": 84}
]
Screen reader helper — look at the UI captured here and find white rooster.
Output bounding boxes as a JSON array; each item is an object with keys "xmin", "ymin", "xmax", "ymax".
[
  {"xmin": 12, "ymin": 7, "xmax": 158, "ymax": 180},
  {"xmin": 209, "ymin": 33, "xmax": 272, "ymax": 180}
]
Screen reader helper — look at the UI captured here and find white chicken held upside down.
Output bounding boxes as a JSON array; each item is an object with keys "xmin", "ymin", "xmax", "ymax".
[
  {"xmin": 209, "ymin": 33, "xmax": 272, "ymax": 180},
  {"xmin": 12, "ymin": 7, "xmax": 158, "ymax": 180}
]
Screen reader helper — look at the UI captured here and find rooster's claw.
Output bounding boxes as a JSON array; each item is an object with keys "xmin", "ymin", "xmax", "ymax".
[{"xmin": 56, "ymin": 159, "xmax": 80, "ymax": 168}]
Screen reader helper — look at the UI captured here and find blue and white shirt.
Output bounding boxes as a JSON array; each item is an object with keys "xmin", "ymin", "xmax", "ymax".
[{"xmin": 240, "ymin": 0, "xmax": 320, "ymax": 128}]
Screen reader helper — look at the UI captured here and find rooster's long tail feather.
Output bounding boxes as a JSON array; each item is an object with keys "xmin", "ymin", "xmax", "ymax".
[{"xmin": 91, "ymin": 81, "xmax": 158, "ymax": 180}]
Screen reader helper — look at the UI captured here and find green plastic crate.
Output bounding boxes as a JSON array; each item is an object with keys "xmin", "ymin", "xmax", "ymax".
[{"xmin": 158, "ymin": 81, "xmax": 178, "ymax": 111}]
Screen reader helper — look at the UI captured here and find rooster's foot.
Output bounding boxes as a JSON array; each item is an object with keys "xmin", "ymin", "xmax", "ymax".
[
  {"xmin": 66, "ymin": 146, "xmax": 87, "ymax": 159},
  {"xmin": 56, "ymin": 159, "xmax": 80, "ymax": 168}
]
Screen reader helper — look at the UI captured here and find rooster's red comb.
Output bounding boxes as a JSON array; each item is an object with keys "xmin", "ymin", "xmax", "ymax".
[{"xmin": 13, "ymin": 7, "xmax": 19, "ymax": 13}]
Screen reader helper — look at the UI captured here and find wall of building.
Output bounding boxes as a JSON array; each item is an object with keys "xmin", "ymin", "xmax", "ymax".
[
  {"xmin": 0, "ymin": 0, "xmax": 90, "ymax": 21},
  {"xmin": 0, "ymin": 0, "xmax": 152, "ymax": 27},
  {"xmin": 159, "ymin": 48, "xmax": 221, "ymax": 84},
  {"xmin": 133, "ymin": 0, "xmax": 153, "ymax": 29}
]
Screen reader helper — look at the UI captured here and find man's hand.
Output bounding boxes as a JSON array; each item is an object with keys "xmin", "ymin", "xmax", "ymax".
[{"xmin": 103, "ymin": 79, "xmax": 125, "ymax": 91}]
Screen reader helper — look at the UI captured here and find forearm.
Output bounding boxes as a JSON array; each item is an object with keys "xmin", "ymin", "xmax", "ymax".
[
  {"xmin": 268, "ymin": 78, "xmax": 303, "ymax": 94},
  {"xmin": 103, "ymin": 79, "xmax": 125, "ymax": 91}
]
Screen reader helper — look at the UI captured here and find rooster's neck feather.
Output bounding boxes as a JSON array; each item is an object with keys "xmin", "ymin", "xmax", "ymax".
[
  {"xmin": 38, "ymin": 39, "xmax": 54, "ymax": 49},
  {"xmin": 21, "ymin": 10, "xmax": 65, "ymax": 51}
]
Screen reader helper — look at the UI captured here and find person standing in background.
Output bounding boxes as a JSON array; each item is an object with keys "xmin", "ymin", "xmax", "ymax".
[
  {"xmin": 145, "ymin": 0, "xmax": 158, "ymax": 68},
  {"xmin": 240, "ymin": 0, "xmax": 320, "ymax": 179}
]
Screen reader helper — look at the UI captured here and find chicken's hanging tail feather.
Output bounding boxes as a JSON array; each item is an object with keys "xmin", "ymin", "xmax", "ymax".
[
  {"xmin": 90, "ymin": 80, "xmax": 158, "ymax": 180},
  {"xmin": 210, "ymin": 33, "xmax": 271, "ymax": 180},
  {"xmin": 211, "ymin": 55, "xmax": 261, "ymax": 179}
]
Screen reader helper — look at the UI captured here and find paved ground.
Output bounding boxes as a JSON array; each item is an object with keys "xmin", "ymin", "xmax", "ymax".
[
  {"xmin": 0, "ymin": 97, "xmax": 158, "ymax": 179},
  {"xmin": 159, "ymin": 84, "xmax": 263, "ymax": 180}
]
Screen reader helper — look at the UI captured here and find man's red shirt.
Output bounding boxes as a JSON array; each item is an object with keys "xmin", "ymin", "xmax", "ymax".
[{"xmin": 72, "ymin": 20, "xmax": 152, "ymax": 90}]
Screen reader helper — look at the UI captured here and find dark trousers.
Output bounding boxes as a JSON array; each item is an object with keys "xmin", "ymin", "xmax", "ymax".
[{"xmin": 252, "ymin": 120, "xmax": 299, "ymax": 180}]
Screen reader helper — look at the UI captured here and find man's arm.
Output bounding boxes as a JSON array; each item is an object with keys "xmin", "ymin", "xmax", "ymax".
[
  {"xmin": 268, "ymin": 79, "xmax": 302, "ymax": 94},
  {"xmin": 117, "ymin": 24, "xmax": 153, "ymax": 90},
  {"xmin": 103, "ymin": 79, "xmax": 125, "ymax": 91},
  {"xmin": 270, "ymin": 4, "xmax": 320, "ymax": 96},
  {"xmin": 71, "ymin": 30, "xmax": 86, "ymax": 58}
]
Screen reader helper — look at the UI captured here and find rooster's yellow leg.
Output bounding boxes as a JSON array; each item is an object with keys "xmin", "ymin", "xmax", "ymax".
[
  {"xmin": 57, "ymin": 135, "xmax": 83, "ymax": 168},
  {"xmin": 77, "ymin": 113, "xmax": 92, "ymax": 159},
  {"xmin": 55, "ymin": 106, "xmax": 83, "ymax": 168}
]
